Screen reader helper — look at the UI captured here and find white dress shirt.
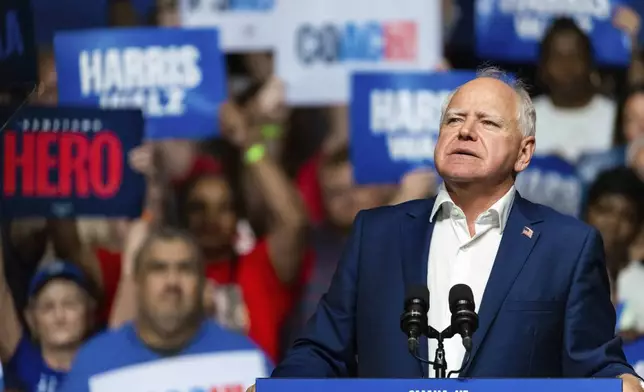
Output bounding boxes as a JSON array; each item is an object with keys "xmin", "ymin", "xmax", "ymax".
[{"xmin": 427, "ymin": 184, "xmax": 516, "ymax": 377}]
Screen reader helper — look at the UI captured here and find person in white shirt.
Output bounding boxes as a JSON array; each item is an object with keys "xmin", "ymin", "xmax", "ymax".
[{"xmin": 533, "ymin": 17, "xmax": 616, "ymax": 162}]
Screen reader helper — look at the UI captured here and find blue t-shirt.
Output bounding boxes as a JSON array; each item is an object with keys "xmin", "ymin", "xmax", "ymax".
[
  {"xmin": 59, "ymin": 320, "xmax": 272, "ymax": 392},
  {"xmin": 5, "ymin": 336, "xmax": 67, "ymax": 392}
]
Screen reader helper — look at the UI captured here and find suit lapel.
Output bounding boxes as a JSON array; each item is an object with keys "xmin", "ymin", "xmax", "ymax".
[
  {"xmin": 400, "ymin": 198, "xmax": 435, "ymax": 376},
  {"xmin": 462, "ymin": 194, "xmax": 543, "ymax": 375}
]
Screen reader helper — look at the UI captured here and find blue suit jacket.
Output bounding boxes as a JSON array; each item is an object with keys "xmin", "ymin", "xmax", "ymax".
[{"xmin": 273, "ymin": 194, "xmax": 635, "ymax": 378}]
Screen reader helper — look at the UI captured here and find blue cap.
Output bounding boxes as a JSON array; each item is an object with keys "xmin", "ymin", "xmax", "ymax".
[{"xmin": 28, "ymin": 261, "xmax": 88, "ymax": 298}]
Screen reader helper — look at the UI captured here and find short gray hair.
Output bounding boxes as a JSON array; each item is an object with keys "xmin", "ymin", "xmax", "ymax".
[{"xmin": 439, "ymin": 66, "xmax": 536, "ymax": 137}]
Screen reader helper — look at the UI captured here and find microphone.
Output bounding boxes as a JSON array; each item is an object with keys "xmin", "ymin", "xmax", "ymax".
[
  {"xmin": 448, "ymin": 284, "xmax": 479, "ymax": 351},
  {"xmin": 400, "ymin": 285, "xmax": 429, "ymax": 354}
]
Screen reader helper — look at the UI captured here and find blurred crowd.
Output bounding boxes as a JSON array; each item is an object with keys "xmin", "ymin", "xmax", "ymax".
[{"xmin": 4, "ymin": 0, "xmax": 644, "ymax": 391}]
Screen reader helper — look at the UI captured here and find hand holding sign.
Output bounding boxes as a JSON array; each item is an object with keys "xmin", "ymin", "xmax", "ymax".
[
  {"xmin": 128, "ymin": 143, "xmax": 155, "ymax": 178},
  {"xmin": 614, "ymin": 6, "xmax": 641, "ymax": 39}
]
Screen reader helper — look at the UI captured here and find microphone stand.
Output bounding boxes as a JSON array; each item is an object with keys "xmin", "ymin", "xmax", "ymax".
[
  {"xmin": 429, "ymin": 326, "xmax": 456, "ymax": 379},
  {"xmin": 408, "ymin": 325, "xmax": 472, "ymax": 379}
]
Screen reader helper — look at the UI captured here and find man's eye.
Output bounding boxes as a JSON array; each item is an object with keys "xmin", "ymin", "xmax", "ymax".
[{"xmin": 482, "ymin": 120, "xmax": 499, "ymax": 127}]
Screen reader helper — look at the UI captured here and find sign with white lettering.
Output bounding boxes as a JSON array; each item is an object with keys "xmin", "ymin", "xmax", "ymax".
[
  {"xmin": 274, "ymin": 0, "xmax": 442, "ymax": 105},
  {"xmin": 515, "ymin": 155, "xmax": 583, "ymax": 217},
  {"xmin": 89, "ymin": 351, "xmax": 266, "ymax": 392},
  {"xmin": 0, "ymin": 106, "xmax": 145, "ymax": 218},
  {"xmin": 475, "ymin": 0, "xmax": 631, "ymax": 65},
  {"xmin": 350, "ymin": 71, "xmax": 476, "ymax": 185},
  {"xmin": 180, "ymin": 0, "xmax": 276, "ymax": 52},
  {"xmin": 53, "ymin": 28, "xmax": 226, "ymax": 140}
]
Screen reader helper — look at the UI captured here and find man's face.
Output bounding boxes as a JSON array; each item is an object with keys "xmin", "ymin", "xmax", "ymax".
[
  {"xmin": 29, "ymin": 280, "xmax": 91, "ymax": 350},
  {"xmin": 541, "ymin": 31, "xmax": 590, "ymax": 96},
  {"xmin": 434, "ymin": 78, "xmax": 534, "ymax": 185},
  {"xmin": 586, "ymin": 194, "xmax": 640, "ymax": 254},
  {"xmin": 137, "ymin": 238, "xmax": 203, "ymax": 335},
  {"xmin": 624, "ymin": 93, "xmax": 644, "ymax": 143}
]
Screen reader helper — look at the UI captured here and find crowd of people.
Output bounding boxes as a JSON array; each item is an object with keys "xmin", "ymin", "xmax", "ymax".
[{"xmin": 3, "ymin": 0, "xmax": 644, "ymax": 390}]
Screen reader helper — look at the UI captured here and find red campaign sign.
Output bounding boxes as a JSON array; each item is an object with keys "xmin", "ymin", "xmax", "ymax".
[
  {"xmin": 0, "ymin": 106, "xmax": 145, "ymax": 218},
  {"xmin": 3, "ymin": 130, "xmax": 123, "ymax": 198}
]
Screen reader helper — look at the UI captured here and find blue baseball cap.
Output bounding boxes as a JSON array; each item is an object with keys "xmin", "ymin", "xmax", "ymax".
[{"xmin": 28, "ymin": 261, "xmax": 89, "ymax": 298}]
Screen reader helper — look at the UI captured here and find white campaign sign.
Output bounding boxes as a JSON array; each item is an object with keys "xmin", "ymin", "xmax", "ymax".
[
  {"xmin": 89, "ymin": 350, "xmax": 266, "ymax": 392},
  {"xmin": 180, "ymin": 0, "xmax": 276, "ymax": 52},
  {"xmin": 274, "ymin": 0, "xmax": 442, "ymax": 106}
]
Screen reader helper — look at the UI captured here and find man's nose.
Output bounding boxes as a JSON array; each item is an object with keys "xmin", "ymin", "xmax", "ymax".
[{"xmin": 457, "ymin": 120, "xmax": 477, "ymax": 140}]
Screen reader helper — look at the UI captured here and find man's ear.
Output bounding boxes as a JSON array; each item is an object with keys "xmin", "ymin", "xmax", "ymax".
[{"xmin": 514, "ymin": 136, "xmax": 536, "ymax": 174}]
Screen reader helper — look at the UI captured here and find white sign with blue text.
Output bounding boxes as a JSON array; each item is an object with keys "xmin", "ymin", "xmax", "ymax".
[
  {"xmin": 180, "ymin": 0, "xmax": 276, "ymax": 52},
  {"xmin": 350, "ymin": 71, "xmax": 476, "ymax": 185},
  {"xmin": 475, "ymin": 0, "xmax": 631, "ymax": 66},
  {"xmin": 274, "ymin": 0, "xmax": 442, "ymax": 106},
  {"xmin": 53, "ymin": 28, "xmax": 226, "ymax": 140}
]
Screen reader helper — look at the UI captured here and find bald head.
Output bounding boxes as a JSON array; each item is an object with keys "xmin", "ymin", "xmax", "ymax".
[
  {"xmin": 433, "ymin": 67, "xmax": 536, "ymax": 187},
  {"xmin": 441, "ymin": 67, "xmax": 536, "ymax": 138}
]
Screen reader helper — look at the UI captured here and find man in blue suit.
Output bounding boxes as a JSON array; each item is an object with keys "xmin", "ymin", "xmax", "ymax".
[{"xmin": 259, "ymin": 67, "xmax": 643, "ymax": 389}]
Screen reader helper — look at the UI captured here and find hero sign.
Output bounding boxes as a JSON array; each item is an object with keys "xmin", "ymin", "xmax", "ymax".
[{"xmin": 3, "ymin": 122, "xmax": 123, "ymax": 198}]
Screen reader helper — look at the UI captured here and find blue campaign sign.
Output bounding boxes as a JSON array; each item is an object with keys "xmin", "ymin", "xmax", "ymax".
[
  {"xmin": 0, "ymin": 106, "xmax": 145, "ymax": 219},
  {"xmin": 350, "ymin": 71, "xmax": 476, "ymax": 185},
  {"xmin": 515, "ymin": 155, "xmax": 583, "ymax": 217},
  {"xmin": 256, "ymin": 378, "xmax": 621, "ymax": 392},
  {"xmin": 32, "ymin": 0, "xmax": 108, "ymax": 45},
  {"xmin": 475, "ymin": 0, "xmax": 631, "ymax": 66},
  {"xmin": 0, "ymin": 0, "xmax": 38, "ymax": 95},
  {"xmin": 53, "ymin": 28, "xmax": 226, "ymax": 140}
]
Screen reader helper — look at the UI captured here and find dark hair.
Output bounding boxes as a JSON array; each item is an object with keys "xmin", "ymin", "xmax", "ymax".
[
  {"xmin": 584, "ymin": 167, "xmax": 644, "ymax": 223},
  {"xmin": 613, "ymin": 84, "xmax": 644, "ymax": 145},
  {"xmin": 539, "ymin": 17, "xmax": 594, "ymax": 66},
  {"xmin": 133, "ymin": 226, "xmax": 204, "ymax": 275}
]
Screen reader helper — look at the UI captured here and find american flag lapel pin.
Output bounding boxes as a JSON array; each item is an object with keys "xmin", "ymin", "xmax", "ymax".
[{"xmin": 522, "ymin": 226, "xmax": 533, "ymax": 239}]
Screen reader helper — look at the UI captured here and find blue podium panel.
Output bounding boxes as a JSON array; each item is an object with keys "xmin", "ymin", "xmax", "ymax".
[{"xmin": 256, "ymin": 378, "xmax": 621, "ymax": 392}]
